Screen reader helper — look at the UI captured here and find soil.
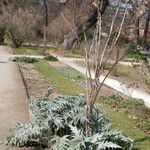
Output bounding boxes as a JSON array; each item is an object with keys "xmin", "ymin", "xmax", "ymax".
[{"xmin": 19, "ymin": 63, "xmax": 51, "ymax": 99}]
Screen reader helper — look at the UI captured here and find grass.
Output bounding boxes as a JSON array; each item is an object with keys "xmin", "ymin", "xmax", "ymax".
[
  {"xmin": 70, "ymin": 48, "xmax": 84, "ymax": 56},
  {"xmin": 99, "ymin": 95, "xmax": 150, "ymax": 131},
  {"xmin": 96, "ymin": 62, "xmax": 148, "ymax": 87},
  {"xmin": 13, "ymin": 46, "xmax": 84, "ymax": 58},
  {"xmin": 101, "ymin": 105, "xmax": 150, "ymax": 150},
  {"xmin": 144, "ymin": 76, "xmax": 150, "ymax": 88},
  {"xmin": 13, "ymin": 46, "xmax": 44, "ymax": 55},
  {"xmin": 60, "ymin": 68, "xmax": 85, "ymax": 81},
  {"xmin": 22, "ymin": 45, "xmax": 150, "ymax": 149},
  {"xmin": 102, "ymin": 63, "xmax": 150, "ymax": 87},
  {"xmin": 116, "ymin": 65, "xmax": 150, "ymax": 87},
  {"xmin": 128, "ymin": 49, "xmax": 150, "ymax": 60},
  {"xmin": 116, "ymin": 65, "xmax": 142, "ymax": 81},
  {"xmin": 46, "ymin": 47, "xmax": 84, "ymax": 58},
  {"xmin": 34, "ymin": 60, "xmax": 85, "ymax": 95},
  {"xmin": 127, "ymin": 43, "xmax": 150, "ymax": 60}
]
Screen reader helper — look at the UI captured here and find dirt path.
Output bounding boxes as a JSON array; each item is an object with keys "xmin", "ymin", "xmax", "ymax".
[{"xmin": 0, "ymin": 46, "xmax": 29, "ymax": 150}]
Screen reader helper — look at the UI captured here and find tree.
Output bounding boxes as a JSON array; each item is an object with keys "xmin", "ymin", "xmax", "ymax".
[
  {"xmin": 143, "ymin": 11, "xmax": 150, "ymax": 47},
  {"xmin": 0, "ymin": 0, "xmax": 43, "ymax": 47},
  {"xmin": 83, "ymin": 1, "xmax": 130, "ymax": 132},
  {"xmin": 143, "ymin": 0, "xmax": 150, "ymax": 47},
  {"xmin": 120, "ymin": 0, "xmax": 146, "ymax": 44},
  {"xmin": 0, "ymin": 1, "xmax": 6, "ymax": 45},
  {"xmin": 39, "ymin": 0, "xmax": 49, "ymax": 46},
  {"xmin": 0, "ymin": 27, "xmax": 5, "ymax": 45},
  {"xmin": 130, "ymin": 0, "xmax": 146, "ymax": 44},
  {"xmin": 5, "ymin": 8, "xmax": 41, "ymax": 47},
  {"xmin": 60, "ymin": 0, "xmax": 109, "ymax": 49},
  {"xmin": 51, "ymin": 0, "xmax": 131, "ymax": 126}
]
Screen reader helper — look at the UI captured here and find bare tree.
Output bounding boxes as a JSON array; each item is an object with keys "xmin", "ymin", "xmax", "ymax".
[
  {"xmin": 39, "ymin": 0, "xmax": 49, "ymax": 46},
  {"xmin": 0, "ymin": 1, "xmax": 6, "ymax": 45},
  {"xmin": 59, "ymin": 0, "xmax": 109, "ymax": 49},
  {"xmin": 143, "ymin": 0, "xmax": 150, "ymax": 47},
  {"xmin": 83, "ymin": 1, "xmax": 129, "ymax": 134},
  {"xmin": 57, "ymin": 1, "xmax": 130, "ymax": 128},
  {"xmin": 5, "ymin": 8, "xmax": 40, "ymax": 47},
  {"xmin": 0, "ymin": 27, "xmax": 5, "ymax": 45},
  {"xmin": 128, "ymin": 0, "xmax": 146, "ymax": 44}
]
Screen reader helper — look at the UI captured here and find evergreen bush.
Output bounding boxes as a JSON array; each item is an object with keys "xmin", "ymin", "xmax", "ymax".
[
  {"xmin": 12, "ymin": 56, "xmax": 38, "ymax": 63},
  {"xmin": 44, "ymin": 55, "xmax": 58, "ymax": 61}
]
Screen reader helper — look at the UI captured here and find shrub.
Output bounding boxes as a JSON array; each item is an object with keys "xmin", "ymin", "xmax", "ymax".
[
  {"xmin": 12, "ymin": 56, "xmax": 38, "ymax": 63},
  {"xmin": 5, "ymin": 88, "xmax": 133, "ymax": 149},
  {"xmin": 44, "ymin": 55, "xmax": 58, "ymax": 61}
]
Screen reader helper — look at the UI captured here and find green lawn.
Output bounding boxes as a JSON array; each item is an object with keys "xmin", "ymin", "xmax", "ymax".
[
  {"xmin": 34, "ymin": 60, "xmax": 85, "ymax": 95},
  {"xmin": 13, "ymin": 46, "xmax": 84, "ymax": 58},
  {"xmin": 101, "ymin": 62, "xmax": 150, "ymax": 88},
  {"xmin": 101, "ymin": 106, "xmax": 150, "ymax": 150},
  {"xmin": 34, "ymin": 60, "xmax": 150, "ymax": 150},
  {"xmin": 13, "ymin": 46, "xmax": 44, "ymax": 55},
  {"xmin": 116, "ymin": 64, "xmax": 150, "ymax": 87},
  {"xmin": 60, "ymin": 68, "xmax": 85, "ymax": 81}
]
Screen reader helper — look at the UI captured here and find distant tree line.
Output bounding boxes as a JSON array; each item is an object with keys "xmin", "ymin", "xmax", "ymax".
[{"xmin": 0, "ymin": 0, "xmax": 149, "ymax": 49}]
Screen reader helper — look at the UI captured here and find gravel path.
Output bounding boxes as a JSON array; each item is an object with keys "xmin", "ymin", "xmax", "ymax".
[{"xmin": 0, "ymin": 46, "xmax": 29, "ymax": 150}]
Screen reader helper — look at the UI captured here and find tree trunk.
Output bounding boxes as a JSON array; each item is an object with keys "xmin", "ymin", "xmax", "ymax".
[
  {"xmin": 63, "ymin": 10, "xmax": 98, "ymax": 50},
  {"xmin": 143, "ymin": 11, "xmax": 150, "ymax": 48},
  {"xmin": 86, "ymin": 94, "xmax": 95, "ymax": 136},
  {"xmin": 41, "ymin": 0, "xmax": 48, "ymax": 53},
  {"xmin": 0, "ymin": 27, "xmax": 5, "ymax": 45},
  {"xmin": 43, "ymin": 25, "xmax": 47, "ymax": 45},
  {"xmin": 86, "ymin": 83, "xmax": 99, "ymax": 135},
  {"xmin": 43, "ymin": 25, "xmax": 47, "ymax": 55},
  {"xmin": 9, "ymin": 31, "xmax": 23, "ymax": 48},
  {"xmin": 112, "ymin": 48, "xmax": 119, "ymax": 76},
  {"xmin": 63, "ymin": 34, "xmax": 77, "ymax": 49},
  {"xmin": 135, "ymin": 17, "xmax": 140, "ymax": 44}
]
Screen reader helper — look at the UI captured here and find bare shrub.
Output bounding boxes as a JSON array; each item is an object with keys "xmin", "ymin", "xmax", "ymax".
[{"xmin": 5, "ymin": 8, "xmax": 42, "ymax": 47}]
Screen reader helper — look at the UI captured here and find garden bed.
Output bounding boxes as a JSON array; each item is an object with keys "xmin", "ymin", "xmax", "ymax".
[{"xmin": 19, "ymin": 63, "xmax": 50, "ymax": 98}]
